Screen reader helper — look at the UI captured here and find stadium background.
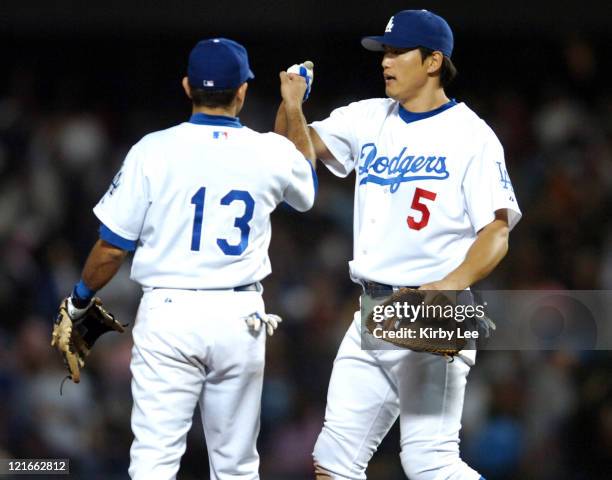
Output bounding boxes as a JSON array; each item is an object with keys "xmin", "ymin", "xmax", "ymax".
[{"xmin": 1, "ymin": 1, "xmax": 611, "ymax": 478}]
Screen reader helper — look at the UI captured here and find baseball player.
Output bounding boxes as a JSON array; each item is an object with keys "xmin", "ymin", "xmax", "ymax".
[
  {"xmin": 55, "ymin": 38, "xmax": 316, "ymax": 479},
  {"xmin": 276, "ymin": 10, "xmax": 522, "ymax": 480}
]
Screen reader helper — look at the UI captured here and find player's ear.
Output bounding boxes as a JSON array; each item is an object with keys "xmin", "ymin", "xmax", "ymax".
[
  {"xmin": 426, "ymin": 51, "xmax": 444, "ymax": 74},
  {"xmin": 182, "ymin": 77, "xmax": 193, "ymax": 99},
  {"xmin": 234, "ymin": 82, "xmax": 248, "ymax": 105},
  {"xmin": 238, "ymin": 82, "xmax": 248, "ymax": 99},
  {"xmin": 233, "ymin": 83, "xmax": 248, "ymax": 115}
]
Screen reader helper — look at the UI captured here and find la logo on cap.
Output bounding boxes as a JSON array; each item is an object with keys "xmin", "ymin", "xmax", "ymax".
[{"xmin": 385, "ymin": 16, "xmax": 394, "ymax": 33}]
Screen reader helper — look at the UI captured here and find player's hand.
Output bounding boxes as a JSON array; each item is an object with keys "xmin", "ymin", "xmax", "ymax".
[
  {"xmin": 419, "ymin": 279, "xmax": 465, "ymax": 291},
  {"xmin": 279, "ymin": 71, "xmax": 308, "ymax": 108},
  {"xmin": 418, "ymin": 279, "xmax": 464, "ymax": 305},
  {"xmin": 51, "ymin": 296, "xmax": 125, "ymax": 384},
  {"xmin": 245, "ymin": 312, "xmax": 283, "ymax": 336},
  {"xmin": 286, "ymin": 60, "xmax": 314, "ymax": 101}
]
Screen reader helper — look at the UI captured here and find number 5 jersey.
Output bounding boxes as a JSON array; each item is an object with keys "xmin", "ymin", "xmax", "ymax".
[{"xmin": 310, "ymin": 98, "xmax": 521, "ymax": 286}]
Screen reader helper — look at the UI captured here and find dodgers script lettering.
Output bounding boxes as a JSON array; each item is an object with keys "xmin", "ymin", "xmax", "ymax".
[{"xmin": 358, "ymin": 143, "xmax": 450, "ymax": 193}]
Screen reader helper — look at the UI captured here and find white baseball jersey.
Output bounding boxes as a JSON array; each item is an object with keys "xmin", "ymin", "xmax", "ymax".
[
  {"xmin": 311, "ymin": 98, "xmax": 521, "ymax": 286},
  {"xmin": 94, "ymin": 113, "xmax": 316, "ymax": 289}
]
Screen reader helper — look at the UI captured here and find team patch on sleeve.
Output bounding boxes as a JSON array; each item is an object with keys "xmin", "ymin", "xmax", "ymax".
[
  {"xmin": 107, "ymin": 171, "xmax": 123, "ymax": 196},
  {"xmin": 495, "ymin": 162, "xmax": 514, "ymax": 191},
  {"xmin": 495, "ymin": 162, "xmax": 516, "ymax": 203}
]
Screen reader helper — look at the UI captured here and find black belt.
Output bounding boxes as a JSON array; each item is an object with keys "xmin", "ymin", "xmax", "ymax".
[
  {"xmin": 361, "ymin": 280, "xmax": 419, "ymax": 297},
  {"xmin": 362, "ymin": 281, "xmax": 476, "ymax": 308},
  {"xmin": 233, "ymin": 282, "xmax": 261, "ymax": 292},
  {"xmin": 152, "ymin": 282, "xmax": 261, "ymax": 293}
]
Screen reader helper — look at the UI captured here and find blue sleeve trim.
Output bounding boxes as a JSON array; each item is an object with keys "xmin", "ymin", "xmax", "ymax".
[
  {"xmin": 73, "ymin": 279, "xmax": 95, "ymax": 302},
  {"xmin": 303, "ymin": 156, "xmax": 318, "ymax": 198},
  {"xmin": 99, "ymin": 223, "xmax": 137, "ymax": 251},
  {"xmin": 280, "ymin": 201, "xmax": 299, "ymax": 213}
]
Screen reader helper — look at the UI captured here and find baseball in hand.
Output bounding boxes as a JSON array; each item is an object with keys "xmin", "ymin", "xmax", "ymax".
[
  {"xmin": 286, "ymin": 60, "xmax": 314, "ymax": 101},
  {"xmin": 287, "ymin": 60, "xmax": 314, "ymax": 77}
]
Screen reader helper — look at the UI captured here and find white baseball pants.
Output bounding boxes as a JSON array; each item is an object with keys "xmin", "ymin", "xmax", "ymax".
[
  {"xmin": 313, "ymin": 313, "xmax": 482, "ymax": 480},
  {"xmin": 128, "ymin": 288, "xmax": 266, "ymax": 480}
]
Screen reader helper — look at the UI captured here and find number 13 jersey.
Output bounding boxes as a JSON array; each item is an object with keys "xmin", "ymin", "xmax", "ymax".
[
  {"xmin": 94, "ymin": 113, "xmax": 317, "ymax": 289},
  {"xmin": 310, "ymin": 99, "xmax": 521, "ymax": 286}
]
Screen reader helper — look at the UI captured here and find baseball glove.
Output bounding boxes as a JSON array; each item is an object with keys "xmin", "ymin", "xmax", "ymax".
[
  {"xmin": 51, "ymin": 297, "xmax": 125, "ymax": 384},
  {"xmin": 365, "ymin": 288, "xmax": 470, "ymax": 357}
]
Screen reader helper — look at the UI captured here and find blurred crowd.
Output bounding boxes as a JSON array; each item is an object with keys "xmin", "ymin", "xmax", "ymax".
[{"xmin": 1, "ymin": 33, "xmax": 611, "ymax": 479}]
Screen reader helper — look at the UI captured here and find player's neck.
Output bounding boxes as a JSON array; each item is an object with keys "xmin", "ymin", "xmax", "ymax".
[
  {"xmin": 192, "ymin": 106, "xmax": 239, "ymax": 119},
  {"xmin": 399, "ymin": 87, "xmax": 449, "ymax": 113}
]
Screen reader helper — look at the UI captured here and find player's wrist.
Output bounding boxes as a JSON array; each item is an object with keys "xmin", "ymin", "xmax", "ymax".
[
  {"xmin": 283, "ymin": 98, "xmax": 304, "ymax": 111},
  {"xmin": 65, "ymin": 296, "xmax": 92, "ymax": 320},
  {"xmin": 71, "ymin": 279, "xmax": 96, "ymax": 310}
]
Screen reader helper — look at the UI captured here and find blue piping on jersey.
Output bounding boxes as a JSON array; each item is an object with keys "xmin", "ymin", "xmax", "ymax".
[
  {"xmin": 304, "ymin": 157, "xmax": 319, "ymax": 197},
  {"xmin": 282, "ymin": 157, "xmax": 318, "ymax": 212},
  {"xmin": 398, "ymin": 99, "xmax": 457, "ymax": 124},
  {"xmin": 279, "ymin": 201, "xmax": 294, "ymax": 212},
  {"xmin": 189, "ymin": 112, "xmax": 243, "ymax": 128},
  {"xmin": 99, "ymin": 223, "xmax": 137, "ymax": 251}
]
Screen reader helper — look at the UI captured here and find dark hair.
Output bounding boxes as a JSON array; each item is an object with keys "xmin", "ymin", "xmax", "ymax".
[
  {"xmin": 189, "ymin": 86, "xmax": 239, "ymax": 108},
  {"xmin": 417, "ymin": 47, "xmax": 457, "ymax": 89}
]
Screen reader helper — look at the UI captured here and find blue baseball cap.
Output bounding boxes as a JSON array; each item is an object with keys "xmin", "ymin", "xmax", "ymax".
[
  {"xmin": 187, "ymin": 38, "xmax": 255, "ymax": 90},
  {"xmin": 361, "ymin": 10, "xmax": 454, "ymax": 58}
]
